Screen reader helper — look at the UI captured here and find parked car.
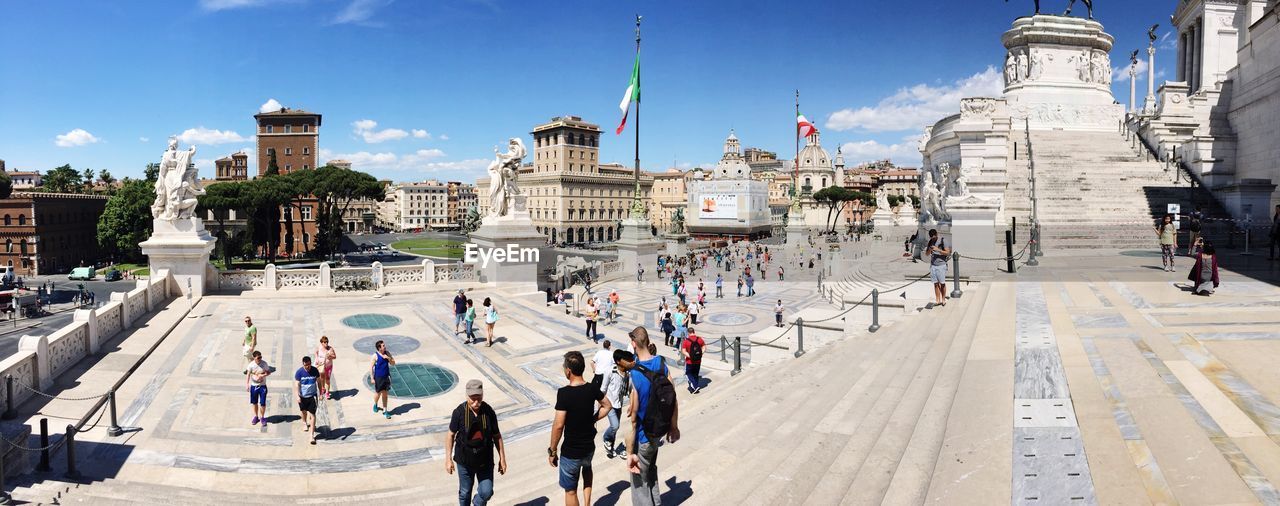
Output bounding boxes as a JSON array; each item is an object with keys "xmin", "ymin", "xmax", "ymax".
[
  {"xmin": 68, "ymin": 267, "xmax": 95, "ymax": 280},
  {"xmin": 105, "ymin": 269, "xmax": 123, "ymax": 281}
]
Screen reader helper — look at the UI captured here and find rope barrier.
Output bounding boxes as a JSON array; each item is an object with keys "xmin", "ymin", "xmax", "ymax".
[
  {"xmin": 960, "ymin": 241, "xmax": 1033, "ymax": 262},
  {"xmin": 1, "ymin": 433, "xmax": 62, "ymax": 453},
  {"xmin": 15, "ymin": 381, "xmax": 110, "ymax": 402}
]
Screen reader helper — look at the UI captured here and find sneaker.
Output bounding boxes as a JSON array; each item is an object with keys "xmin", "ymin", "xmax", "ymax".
[
  {"xmin": 261, "ymin": 418, "xmax": 268, "ymax": 427},
  {"xmin": 373, "ymin": 405, "xmax": 380, "ymax": 413},
  {"xmin": 693, "ymin": 386, "xmax": 703, "ymax": 394},
  {"xmin": 251, "ymin": 416, "xmax": 260, "ymax": 425},
  {"xmin": 310, "ymin": 438, "xmax": 317, "ymax": 445},
  {"xmin": 606, "ymin": 448, "xmax": 615, "ymax": 459},
  {"xmin": 384, "ymin": 411, "xmax": 392, "ymax": 419}
]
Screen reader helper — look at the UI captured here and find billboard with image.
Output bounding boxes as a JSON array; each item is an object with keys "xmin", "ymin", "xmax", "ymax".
[{"xmin": 699, "ymin": 194, "xmax": 738, "ymax": 219}]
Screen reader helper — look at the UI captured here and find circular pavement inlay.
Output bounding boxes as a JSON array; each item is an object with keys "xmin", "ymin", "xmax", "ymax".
[
  {"xmin": 352, "ymin": 335, "xmax": 421, "ymax": 356},
  {"xmin": 364, "ymin": 363, "xmax": 458, "ymax": 399},
  {"xmin": 341, "ymin": 313, "xmax": 402, "ymax": 330},
  {"xmin": 703, "ymin": 312, "xmax": 755, "ymax": 326}
]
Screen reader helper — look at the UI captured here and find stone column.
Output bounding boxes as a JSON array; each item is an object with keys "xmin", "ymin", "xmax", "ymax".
[
  {"xmin": 1144, "ymin": 45, "xmax": 1156, "ymax": 112},
  {"xmin": 1192, "ymin": 21, "xmax": 1201, "ymax": 91},
  {"xmin": 1128, "ymin": 64, "xmax": 1138, "ymax": 113},
  {"xmin": 1177, "ymin": 32, "xmax": 1186, "ymax": 82}
]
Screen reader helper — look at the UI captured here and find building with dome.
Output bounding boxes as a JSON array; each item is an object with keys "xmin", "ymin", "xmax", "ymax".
[
  {"xmin": 792, "ymin": 131, "xmax": 839, "ymax": 228},
  {"xmin": 684, "ymin": 130, "xmax": 773, "ymax": 239}
]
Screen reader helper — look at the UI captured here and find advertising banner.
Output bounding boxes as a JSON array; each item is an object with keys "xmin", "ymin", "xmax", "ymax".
[{"xmin": 699, "ymin": 194, "xmax": 738, "ymax": 219}]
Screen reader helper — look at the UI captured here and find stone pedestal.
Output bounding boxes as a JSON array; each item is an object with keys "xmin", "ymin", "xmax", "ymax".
[
  {"xmin": 871, "ymin": 208, "xmax": 895, "ymax": 231},
  {"xmin": 468, "ymin": 196, "xmax": 547, "ymax": 293},
  {"xmin": 617, "ymin": 216, "xmax": 662, "ymax": 275},
  {"xmin": 1002, "ymin": 15, "xmax": 1125, "ymax": 131},
  {"xmin": 663, "ymin": 232, "xmax": 689, "ymax": 256},
  {"xmin": 785, "ymin": 218, "xmax": 809, "ymax": 248},
  {"xmin": 139, "ymin": 217, "xmax": 216, "ymax": 299},
  {"xmin": 945, "ymin": 195, "xmax": 1003, "ymax": 263}
]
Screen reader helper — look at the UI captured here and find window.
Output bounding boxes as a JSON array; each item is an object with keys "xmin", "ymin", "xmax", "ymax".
[
  {"xmin": 286, "ymin": 148, "xmax": 292, "ymax": 155},
  {"xmin": 19, "ymin": 240, "xmax": 26, "ymax": 255},
  {"xmin": 285, "ymin": 125, "xmax": 293, "ymax": 133},
  {"xmin": 303, "ymin": 147, "xmax": 310, "ymax": 155},
  {"xmin": 283, "ymin": 207, "xmax": 292, "ymax": 219},
  {"xmin": 303, "ymin": 165, "xmax": 310, "ymax": 170},
  {"xmin": 303, "ymin": 125, "xmax": 310, "ymax": 133},
  {"xmin": 17, "ymin": 215, "xmax": 25, "ymax": 226},
  {"xmin": 4, "ymin": 240, "xmax": 9, "ymax": 253},
  {"xmin": 266, "ymin": 125, "xmax": 274, "ymax": 133},
  {"xmin": 286, "ymin": 165, "xmax": 292, "ymax": 171},
  {"xmin": 267, "ymin": 148, "xmax": 276, "ymax": 156},
  {"xmin": 2, "ymin": 215, "xmax": 8, "ymax": 226}
]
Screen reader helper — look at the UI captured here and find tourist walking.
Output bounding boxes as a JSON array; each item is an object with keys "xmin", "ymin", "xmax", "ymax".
[
  {"xmin": 584, "ymin": 298, "xmax": 598, "ymax": 342},
  {"xmin": 447, "ymin": 379, "xmax": 507, "ymax": 506},
  {"xmin": 616, "ymin": 327, "xmax": 680, "ymax": 506},
  {"xmin": 660, "ymin": 312, "xmax": 675, "ymax": 347},
  {"xmin": 927, "ymin": 229, "xmax": 950, "ymax": 307},
  {"xmin": 1186, "ymin": 205, "xmax": 1204, "ymax": 256},
  {"xmin": 1188, "ymin": 242, "xmax": 1220, "ymax": 296},
  {"xmin": 295, "ymin": 356, "xmax": 320, "ymax": 444},
  {"xmin": 464, "ymin": 299, "xmax": 477, "ymax": 344},
  {"xmin": 591, "ymin": 340, "xmax": 613, "ymax": 391},
  {"xmin": 1156, "ymin": 214, "xmax": 1178, "ymax": 271},
  {"xmin": 454, "ymin": 289, "xmax": 468, "ymax": 335},
  {"xmin": 715, "ymin": 274, "xmax": 723, "ymax": 298},
  {"xmin": 775, "ymin": 300, "xmax": 785, "ymax": 327},
  {"xmin": 682, "ymin": 328, "xmax": 705, "ymax": 394},
  {"xmin": 637, "ymin": 262, "xmax": 644, "ymax": 282},
  {"xmin": 608, "ymin": 290, "xmax": 620, "ymax": 325},
  {"xmin": 778, "ymin": 266, "xmax": 784, "ymax": 281},
  {"xmin": 736, "ymin": 276, "xmax": 744, "ymax": 297},
  {"xmin": 315, "ymin": 336, "xmax": 336, "ymax": 399},
  {"xmin": 548, "ymin": 351, "xmax": 611, "ymax": 506},
  {"xmin": 242, "ymin": 315, "xmax": 258, "ymax": 372},
  {"xmin": 246, "ymin": 350, "xmax": 272, "ymax": 427},
  {"xmin": 600, "ymin": 355, "xmax": 627, "ymax": 459},
  {"xmin": 483, "ymin": 298, "xmax": 498, "ymax": 347},
  {"xmin": 688, "ymin": 299, "xmax": 700, "ymax": 325},
  {"xmin": 371, "ymin": 340, "xmax": 396, "ymax": 419},
  {"xmin": 746, "ymin": 273, "xmax": 756, "ymax": 297}
]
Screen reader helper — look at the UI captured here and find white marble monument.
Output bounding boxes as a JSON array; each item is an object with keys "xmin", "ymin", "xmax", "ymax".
[
  {"xmin": 139, "ymin": 137, "xmax": 217, "ymax": 298},
  {"xmin": 1002, "ymin": 15, "xmax": 1125, "ymax": 131},
  {"xmin": 871, "ymin": 187, "xmax": 895, "ymax": 230},
  {"xmin": 469, "ymin": 138, "xmax": 549, "ymax": 293}
]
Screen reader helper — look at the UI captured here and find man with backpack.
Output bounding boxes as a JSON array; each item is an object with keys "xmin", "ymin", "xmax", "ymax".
[
  {"xmin": 617, "ymin": 327, "xmax": 681, "ymax": 506},
  {"xmin": 681, "ymin": 328, "xmax": 705, "ymax": 394},
  {"xmin": 446, "ymin": 379, "xmax": 508, "ymax": 506},
  {"xmin": 927, "ymin": 229, "xmax": 951, "ymax": 308}
]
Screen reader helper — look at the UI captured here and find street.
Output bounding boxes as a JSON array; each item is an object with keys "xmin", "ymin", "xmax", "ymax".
[{"xmin": 0, "ymin": 274, "xmax": 126, "ymax": 360}]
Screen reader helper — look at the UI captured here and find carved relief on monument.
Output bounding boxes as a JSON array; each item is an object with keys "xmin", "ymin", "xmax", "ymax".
[
  {"xmin": 960, "ymin": 98, "xmax": 1001, "ymax": 120},
  {"xmin": 1010, "ymin": 103, "xmax": 1123, "ymax": 127}
]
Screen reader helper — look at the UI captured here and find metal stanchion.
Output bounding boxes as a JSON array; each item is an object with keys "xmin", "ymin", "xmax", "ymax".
[
  {"xmin": 1026, "ymin": 226, "xmax": 1041, "ymax": 266},
  {"xmin": 731, "ymin": 337, "xmax": 742, "ymax": 376},
  {"xmin": 107, "ymin": 391, "xmax": 123, "ymax": 437},
  {"xmin": 36, "ymin": 418, "xmax": 50, "ymax": 472},
  {"xmin": 1011, "ymin": 217, "xmax": 1017, "ymax": 245},
  {"xmin": 719, "ymin": 336, "xmax": 727, "ymax": 363},
  {"xmin": 2, "ymin": 375, "xmax": 14, "ymax": 420},
  {"xmin": 0, "ymin": 446, "xmax": 8, "ymax": 505},
  {"xmin": 1006, "ymin": 230, "xmax": 1016, "ymax": 274},
  {"xmin": 869, "ymin": 289, "xmax": 881, "ymax": 333},
  {"xmin": 64, "ymin": 425, "xmax": 80, "ymax": 480},
  {"xmin": 795, "ymin": 318, "xmax": 806, "ymax": 358},
  {"xmin": 950, "ymin": 253, "xmax": 963, "ymax": 299}
]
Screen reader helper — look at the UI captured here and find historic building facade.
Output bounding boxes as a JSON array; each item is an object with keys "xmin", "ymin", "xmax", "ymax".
[
  {"xmin": 214, "ymin": 151, "xmax": 250, "ymax": 181},
  {"xmin": 254, "ymin": 108, "xmax": 321, "ymax": 176},
  {"xmin": 477, "ymin": 116, "xmax": 654, "ymax": 244},
  {"xmin": 685, "ymin": 131, "xmax": 772, "ymax": 239},
  {"xmin": 0, "ymin": 193, "xmax": 108, "ymax": 276}
]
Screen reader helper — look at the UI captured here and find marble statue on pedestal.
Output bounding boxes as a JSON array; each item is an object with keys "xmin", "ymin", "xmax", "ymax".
[
  {"xmin": 485, "ymin": 137, "xmax": 527, "ymax": 219},
  {"xmin": 875, "ymin": 187, "xmax": 890, "ymax": 211},
  {"xmin": 151, "ymin": 137, "xmax": 204, "ymax": 221},
  {"xmin": 1063, "ymin": 0, "xmax": 1094, "ymax": 19},
  {"xmin": 919, "ymin": 171, "xmax": 945, "ymax": 224}
]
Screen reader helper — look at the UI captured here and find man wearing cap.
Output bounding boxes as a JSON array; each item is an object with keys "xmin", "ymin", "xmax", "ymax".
[
  {"xmin": 453, "ymin": 290, "xmax": 468, "ymax": 335},
  {"xmin": 447, "ymin": 379, "xmax": 507, "ymax": 506}
]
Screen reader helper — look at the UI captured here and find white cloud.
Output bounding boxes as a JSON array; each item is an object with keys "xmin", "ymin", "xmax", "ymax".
[
  {"xmin": 177, "ymin": 127, "xmax": 250, "ymax": 145},
  {"xmin": 331, "ymin": 0, "xmax": 391, "ymax": 26},
  {"xmin": 839, "ymin": 138, "xmax": 921, "ymax": 166},
  {"xmin": 412, "ymin": 129, "xmax": 430, "ymax": 139},
  {"xmin": 199, "ymin": 0, "xmax": 273, "ymax": 11},
  {"xmin": 439, "ymin": 134, "xmax": 450, "ymax": 141},
  {"xmin": 320, "ymin": 148, "xmax": 447, "ymax": 171},
  {"xmin": 1159, "ymin": 30, "xmax": 1176, "ymax": 50},
  {"xmin": 55, "ymin": 128, "xmax": 100, "ymax": 147},
  {"xmin": 352, "ymin": 119, "xmax": 409, "ymax": 143},
  {"xmin": 259, "ymin": 98, "xmax": 283, "ymax": 113},
  {"xmin": 139, "ymin": 137, "xmax": 150, "ymax": 142},
  {"xmin": 194, "ymin": 158, "xmax": 216, "ymax": 174},
  {"xmin": 825, "ymin": 66, "xmax": 1004, "ymax": 133}
]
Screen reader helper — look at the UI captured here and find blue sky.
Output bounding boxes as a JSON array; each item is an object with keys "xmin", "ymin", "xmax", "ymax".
[{"xmin": 0, "ymin": 0, "xmax": 1176, "ymax": 183}]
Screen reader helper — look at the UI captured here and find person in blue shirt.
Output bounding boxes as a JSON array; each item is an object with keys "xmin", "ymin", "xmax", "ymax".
[
  {"xmin": 714, "ymin": 274, "xmax": 723, "ymax": 298},
  {"xmin": 615, "ymin": 328, "xmax": 680, "ymax": 506},
  {"xmin": 370, "ymin": 340, "xmax": 396, "ymax": 419},
  {"xmin": 295, "ymin": 356, "xmax": 320, "ymax": 444}
]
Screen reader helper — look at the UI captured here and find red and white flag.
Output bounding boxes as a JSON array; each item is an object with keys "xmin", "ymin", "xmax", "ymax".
[{"xmin": 796, "ymin": 111, "xmax": 817, "ymax": 138}]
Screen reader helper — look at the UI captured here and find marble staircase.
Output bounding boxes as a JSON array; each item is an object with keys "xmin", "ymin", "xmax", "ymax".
[{"xmin": 1003, "ymin": 129, "xmax": 1213, "ymax": 251}]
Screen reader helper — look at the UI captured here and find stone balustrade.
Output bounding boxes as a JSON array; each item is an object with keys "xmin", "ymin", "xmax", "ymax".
[
  {"xmin": 0, "ymin": 270, "xmax": 174, "ymax": 409},
  {"xmin": 209, "ymin": 259, "xmax": 477, "ymax": 292}
]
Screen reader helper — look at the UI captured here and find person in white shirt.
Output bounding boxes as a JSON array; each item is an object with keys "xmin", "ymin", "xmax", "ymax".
[
  {"xmin": 591, "ymin": 340, "xmax": 614, "ymax": 391},
  {"xmin": 689, "ymin": 300, "xmax": 701, "ymax": 325},
  {"xmin": 599, "ymin": 355, "xmax": 628, "ymax": 459}
]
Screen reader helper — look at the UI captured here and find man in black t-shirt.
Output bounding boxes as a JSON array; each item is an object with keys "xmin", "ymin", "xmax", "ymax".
[
  {"xmin": 547, "ymin": 351, "xmax": 611, "ymax": 506},
  {"xmin": 446, "ymin": 379, "xmax": 507, "ymax": 505}
]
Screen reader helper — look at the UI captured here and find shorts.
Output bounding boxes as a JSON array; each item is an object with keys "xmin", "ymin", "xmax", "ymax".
[
  {"xmin": 929, "ymin": 264, "xmax": 947, "ymax": 284},
  {"xmin": 374, "ymin": 375, "xmax": 392, "ymax": 393},
  {"xmin": 299, "ymin": 396, "xmax": 317, "ymax": 414},
  {"xmin": 249, "ymin": 385, "xmax": 268, "ymax": 406},
  {"xmin": 557, "ymin": 451, "xmax": 594, "ymax": 490}
]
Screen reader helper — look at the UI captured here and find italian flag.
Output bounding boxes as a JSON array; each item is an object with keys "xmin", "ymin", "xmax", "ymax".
[
  {"xmin": 797, "ymin": 111, "xmax": 817, "ymax": 138},
  {"xmin": 616, "ymin": 51, "xmax": 640, "ymax": 135}
]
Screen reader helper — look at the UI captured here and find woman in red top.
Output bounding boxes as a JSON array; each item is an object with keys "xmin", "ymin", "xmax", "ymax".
[{"xmin": 1188, "ymin": 242, "xmax": 1220, "ymax": 295}]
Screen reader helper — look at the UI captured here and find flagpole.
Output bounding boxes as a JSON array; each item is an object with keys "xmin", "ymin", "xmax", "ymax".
[
  {"xmin": 793, "ymin": 90, "xmax": 800, "ymax": 203},
  {"xmin": 630, "ymin": 14, "xmax": 644, "ymax": 219}
]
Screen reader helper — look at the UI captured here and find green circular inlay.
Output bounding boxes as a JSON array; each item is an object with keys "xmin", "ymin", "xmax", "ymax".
[
  {"xmin": 342, "ymin": 313, "xmax": 402, "ymax": 330},
  {"xmin": 366, "ymin": 363, "xmax": 458, "ymax": 399}
]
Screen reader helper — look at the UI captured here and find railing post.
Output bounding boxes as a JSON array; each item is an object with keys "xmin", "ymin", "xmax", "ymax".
[
  {"xmin": 36, "ymin": 417, "xmax": 50, "ymax": 472},
  {"xmin": 795, "ymin": 318, "xmax": 806, "ymax": 358},
  {"xmin": 951, "ymin": 253, "xmax": 963, "ymax": 299},
  {"xmin": 2, "ymin": 375, "xmax": 14, "ymax": 420},
  {"xmin": 1006, "ymin": 230, "xmax": 1016, "ymax": 274},
  {"xmin": 731, "ymin": 337, "xmax": 742, "ymax": 376},
  {"xmin": 1011, "ymin": 216, "xmax": 1017, "ymax": 245},
  {"xmin": 720, "ymin": 336, "xmax": 727, "ymax": 363},
  {"xmin": 107, "ymin": 391, "xmax": 123, "ymax": 437},
  {"xmin": 1026, "ymin": 225, "xmax": 1041, "ymax": 266},
  {"xmin": 64, "ymin": 425, "xmax": 80, "ymax": 480},
  {"xmin": 869, "ymin": 289, "xmax": 881, "ymax": 333},
  {"xmin": 0, "ymin": 443, "xmax": 8, "ymax": 505}
]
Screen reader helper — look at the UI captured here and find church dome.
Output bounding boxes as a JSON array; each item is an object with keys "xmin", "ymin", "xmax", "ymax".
[{"xmin": 797, "ymin": 132, "xmax": 832, "ymax": 173}]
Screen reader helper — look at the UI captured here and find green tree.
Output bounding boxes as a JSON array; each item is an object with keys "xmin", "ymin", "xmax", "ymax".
[
  {"xmin": 0, "ymin": 171, "xmax": 12, "ymax": 200},
  {"xmin": 99, "ymin": 170, "xmax": 115, "ymax": 186},
  {"xmin": 197, "ymin": 182, "xmax": 247, "ymax": 268},
  {"xmin": 813, "ymin": 186, "xmax": 861, "ymax": 233},
  {"xmin": 43, "ymin": 164, "xmax": 84, "ymax": 193},
  {"xmin": 303, "ymin": 165, "xmax": 384, "ymax": 260},
  {"xmin": 97, "ymin": 178, "xmax": 155, "ymax": 261},
  {"xmin": 144, "ymin": 163, "xmax": 160, "ymax": 181},
  {"xmin": 82, "ymin": 168, "xmax": 95, "ymax": 192},
  {"xmin": 246, "ymin": 175, "xmax": 291, "ymax": 264}
]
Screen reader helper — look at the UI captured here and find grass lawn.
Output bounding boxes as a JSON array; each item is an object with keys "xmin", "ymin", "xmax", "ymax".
[
  {"xmin": 390, "ymin": 238, "xmax": 465, "ymax": 259},
  {"xmin": 98, "ymin": 263, "xmax": 149, "ymax": 277}
]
